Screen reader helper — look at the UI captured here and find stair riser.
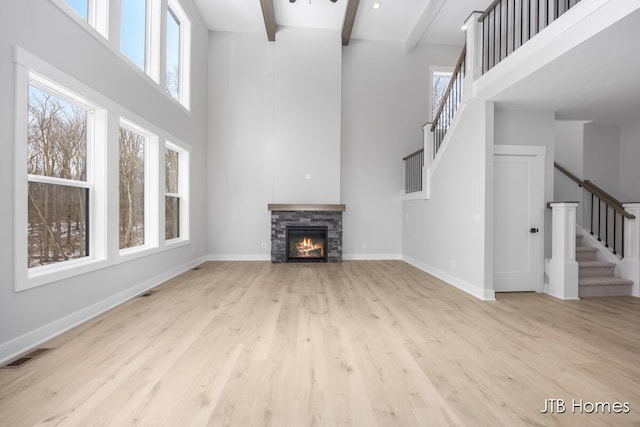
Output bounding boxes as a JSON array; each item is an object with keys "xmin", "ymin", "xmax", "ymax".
[
  {"xmin": 579, "ymin": 284, "xmax": 633, "ymax": 297},
  {"xmin": 576, "ymin": 252, "xmax": 597, "ymax": 262},
  {"xmin": 579, "ymin": 266, "xmax": 615, "ymax": 278}
]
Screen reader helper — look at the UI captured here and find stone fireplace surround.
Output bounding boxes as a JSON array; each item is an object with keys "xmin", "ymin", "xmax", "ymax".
[{"xmin": 268, "ymin": 204, "xmax": 345, "ymax": 263}]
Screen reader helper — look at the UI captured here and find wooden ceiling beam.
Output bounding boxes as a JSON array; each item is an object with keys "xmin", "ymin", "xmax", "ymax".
[
  {"xmin": 342, "ymin": 0, "xmax": 360, "ymax": 46},
  {"xmin": 260, "ymin": 0, "xmax": 277, "ymax": 42}
]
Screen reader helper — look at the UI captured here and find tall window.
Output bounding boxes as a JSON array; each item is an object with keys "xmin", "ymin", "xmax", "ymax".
[
  {"xmin": 165, "ymin": 8, "xmax": 180, "ymax": 99},
  {"xmin": 165, "ymin": 0, "xmax": 191, "ymax": 107},
  {"xmin": 164, "ymin": 147, "xmax": 180, "ymax": 240},
  {"xmin": 120, "ymin": 0, "xmax": 147, "ymax": 71},
  {"xmin": 119, "ymin": 125, "xmax": 147, "ymax": 250},
  {"xmin": 27, "ymin": 84, "xmax": 90, "ymax": 268}
]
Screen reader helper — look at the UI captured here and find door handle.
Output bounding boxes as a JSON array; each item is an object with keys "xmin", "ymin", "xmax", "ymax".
[{"xmin": 530, "ymin": 227, "xmax": 539, "ymax": 233}]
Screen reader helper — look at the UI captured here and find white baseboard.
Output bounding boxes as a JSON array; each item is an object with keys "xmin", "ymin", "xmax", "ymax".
[
  {"xmin": 0, "ymin": 256, "xmax": 207, "ymax": 366},
  {"xmin": 402, "ymin": 255, "xmax": 495, "ymax": 301},
  {"xmin": 342, "ymin": 254, "xmax": 402, "ymax": 261},
  {"xmin": 206, "ymin": 254, "xmax": 270, "ymax": 261}
]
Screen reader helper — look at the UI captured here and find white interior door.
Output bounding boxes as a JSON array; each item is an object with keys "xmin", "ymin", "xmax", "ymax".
[{"xmin": 493, "ymin": 150, "xmax": 544, "ymax": 292}]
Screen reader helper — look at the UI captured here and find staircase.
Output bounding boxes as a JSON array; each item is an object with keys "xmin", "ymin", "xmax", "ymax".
[{"xmin": 576, "ymin": 234, "xmax": 633, "ymax": 297}]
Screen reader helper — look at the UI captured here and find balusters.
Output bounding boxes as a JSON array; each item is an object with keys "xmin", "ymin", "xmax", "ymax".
[{"xmin": 479, "ymin": 0, "xmax": 582, "ymax": 73}]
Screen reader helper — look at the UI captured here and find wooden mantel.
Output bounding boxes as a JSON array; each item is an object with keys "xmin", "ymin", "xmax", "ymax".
[{"xmin": 268, "ymin": 204, "xmax": 346, "ymax": 212}]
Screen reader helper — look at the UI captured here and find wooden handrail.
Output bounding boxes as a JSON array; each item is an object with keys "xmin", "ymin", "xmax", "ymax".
[
  {"xmin": 554, "ymin": 162, "xmax": 635, "ymax": 219},
  {"xmin": 478, "ymin": 0, "xmax": 503, "ymax": 22},
  {"xmin": 403, "ymin": 148, "xmax": 424, "ymax": 161},
  {"xmin": 553, "ymin": 162, "xmax": 582, "ymax": 187},
  {"xmin": 431, "ymin": 45, "xmax": 466, "ymax": 132}
]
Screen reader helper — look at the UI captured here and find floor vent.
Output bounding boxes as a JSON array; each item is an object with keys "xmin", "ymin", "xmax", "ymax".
[
  {"xmin": 140, "ymin": 290, "xmax": 156, "ymax": 297},
  {"xmin": 1, "ymin": 348, "xmax": 52, "ymax": 369}
]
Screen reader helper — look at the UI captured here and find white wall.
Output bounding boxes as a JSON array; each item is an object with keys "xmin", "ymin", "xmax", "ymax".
[
  {"xmin": 0, "ymin": 0, "xmax": 209, "ymax": 362},
  {"xmin": 619, "ymin": 119, "xmax": 640, "ymax": 202},
  {"xmin": 274, "ymin": 28, "xmax": 342, "ymax": 204},
  {"xmin": 207, "ymin": 33, "xmax": 460, "ymax": 259},
  {"xmin": 403, "ymin": 99, "xmax": 493, "ymax": 300},
  {"xmin": 583, "ymin": 122, "xmax": 621, "ymax": 199},
  {"xmin": 554, "ymin": 121, "xmax": 585, "ymax": 225},
  {"xmin": 341, "ymin": 41, "xmax": 459, "ymax": 259},
  {"xmin": 207, "ymin": 32, "xmax": 275, "ymax": 258}
]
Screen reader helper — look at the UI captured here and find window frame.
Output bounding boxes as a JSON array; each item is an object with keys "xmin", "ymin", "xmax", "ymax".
[
  {"xmin": 165, "ymin": 0, "xmax": 191, "ymax": 109},
  {"xmin": 15, "ymin": 50, "xmax": 109, "ymax": 291},
  {"xmin": 163, "ymin": 142, "xmax": 189, "ymax": 244},
  {"xmin": 14, "ymin": 47, "xmax": 191, "ymax": 292},
  {"xmin": 118, "ymin": 119, "xmax": 159, "ymax": 255},
  {"xmin": 50, "ymin": 0, "xmax": 190, "ymax": 111}
]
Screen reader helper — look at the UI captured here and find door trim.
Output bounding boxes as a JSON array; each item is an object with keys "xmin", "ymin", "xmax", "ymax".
[
  {"xmin": 494, "ymin": 145, "xmax": 546, "ymax": 156},
  {"xmin": 493, "ymin": 144, "xmax": 546, "ymax": 293}
]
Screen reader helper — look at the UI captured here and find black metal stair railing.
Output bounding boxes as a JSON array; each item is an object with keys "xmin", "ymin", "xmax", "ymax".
[
  {"xmin": 479, "ymin": 0, "xmax": 582, "ymax": 73},
  {"xmin": 555, "ymin": 162, "xmax": 635, "ymax": 258}
]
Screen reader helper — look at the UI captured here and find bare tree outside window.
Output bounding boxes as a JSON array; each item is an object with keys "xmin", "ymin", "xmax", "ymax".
[
  {"xmin": 119, "ymin": 127, "xmax": 146, "ymax": 249},
  {"xmin": 432, "ymin": 72, "xmax": 452, "ymax": 118},
  {"xmin": 165, "ymin": 148, "xmax": 180, "ymax": 240},
  {"xmin": 27, "ymin": 86, "xmax": 88, "ymax": 267}
]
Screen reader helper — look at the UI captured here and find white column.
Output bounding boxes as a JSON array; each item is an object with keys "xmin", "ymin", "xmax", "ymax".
[
  {"xmin": 546, "ymin": 202, "xmax": 579, "ymax": 300},
  {"xmin": 463, "ymin": 11, "xmax": 483, "ymax": 95},
  {"xmin": 621, "ymin": 203, "xmax": 640, "ymax": 297}
]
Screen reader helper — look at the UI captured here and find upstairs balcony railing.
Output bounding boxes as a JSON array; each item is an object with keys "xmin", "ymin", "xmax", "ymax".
[
  {"xmin": 403, "ymin": 0, "xmax": 583, "ymax": 195},
  {"xmin": 479, "ymin": 0, "xmax": 582, "ymax": 73}
]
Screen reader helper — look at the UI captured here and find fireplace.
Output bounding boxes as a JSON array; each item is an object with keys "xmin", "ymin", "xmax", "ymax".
[
  {"xmin": 269, "ymin": 204, "xmax": 344, "ymax": 263},
  {"xmin": 286, "ymin": 226, "xmax": 328, "ymax": 262}
]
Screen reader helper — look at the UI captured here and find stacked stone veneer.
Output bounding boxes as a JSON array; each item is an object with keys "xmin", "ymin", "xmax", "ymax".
[{"xmin": 271, "ymin": 210, "xmax": 343, "ymax": 263}]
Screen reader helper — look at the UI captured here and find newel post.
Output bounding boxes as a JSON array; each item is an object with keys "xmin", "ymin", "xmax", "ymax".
[
  {"xmin": 621, "ymin": 203, "xmax": 640, "ymax": 297},
  {"xmin": 463, "ymin": 11, "xmax": 483, "ymax": 94},
  {"xmin": 546, "ymin": 202, "xmax": 579, "ymax": 300},
  {"xmin": 422, "ymin": 122, "xmax": 433, "ymax": 198}
]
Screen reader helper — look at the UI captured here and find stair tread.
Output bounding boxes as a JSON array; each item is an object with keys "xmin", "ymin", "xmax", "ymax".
[
  {"xmin": 579, "ymin": 276, "xmax": 634, "ymax": 286},
  {"xmin": 578, "ymin": 260, "xmax": 616, "ymax": 267},
  {"xmin": 576, "ymin": 246, "xmax": 598, "ymax": 252}
]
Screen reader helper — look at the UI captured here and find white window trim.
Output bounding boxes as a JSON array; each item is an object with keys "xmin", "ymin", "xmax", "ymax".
[
  {"xmin": 49, "ymin": 0, "xmax": 190, "ymax": 113},
  {"xmin": 166, "ymin": 0, "xmax": 191, "ymax": 109},
  {"xmin": 164, "ymin": 141, "xmax": 190, "ymax": 244},
  {"xmin": 118, "ymin": 119, "xmax": 160, "ymax": 256},
  {"xmin": 16, "ymin": 62, "xmax": 109, "ymax": 291},
  {"xmin": 14, "ymin": 47, "xmax": 191, "ymax": 292}
]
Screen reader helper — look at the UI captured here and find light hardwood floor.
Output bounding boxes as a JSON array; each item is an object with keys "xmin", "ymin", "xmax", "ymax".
[{"xmin": 1, "ymin": 261, "xmax": 640, "ymax": 426}]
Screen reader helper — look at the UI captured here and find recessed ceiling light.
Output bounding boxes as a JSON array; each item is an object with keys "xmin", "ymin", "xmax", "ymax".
[{"xmin": 373, "ymin": 2, "xmax": 381, "ymax": 9}]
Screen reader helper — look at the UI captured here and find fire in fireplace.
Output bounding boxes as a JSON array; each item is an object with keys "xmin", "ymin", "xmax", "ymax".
[{"xmin": 286, "ymin": 226, "xmax": 328, "ymax": 262}]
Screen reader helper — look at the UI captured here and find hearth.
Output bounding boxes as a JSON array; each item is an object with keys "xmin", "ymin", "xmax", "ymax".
[{"xmin": 286, "ymin": 226, "xmax": 328, "ymax": 262}]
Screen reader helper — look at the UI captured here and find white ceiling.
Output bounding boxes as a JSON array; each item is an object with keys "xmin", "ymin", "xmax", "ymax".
[{"xmin": 194, "ymin": 0, "xmax": 494, "ymax": 46}]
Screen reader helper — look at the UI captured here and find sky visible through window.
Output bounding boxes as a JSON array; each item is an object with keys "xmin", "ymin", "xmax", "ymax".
[
  {"xmin": 65, "ymin": 0, "xmax": 88, "ymax": 20},
  {"xmin": 121, "ymin": 0, "xmax": 147, "ymax": 71},
  {"xmin": 166, "ymin": 9, "xmax": 180, "ymax": 98}
]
